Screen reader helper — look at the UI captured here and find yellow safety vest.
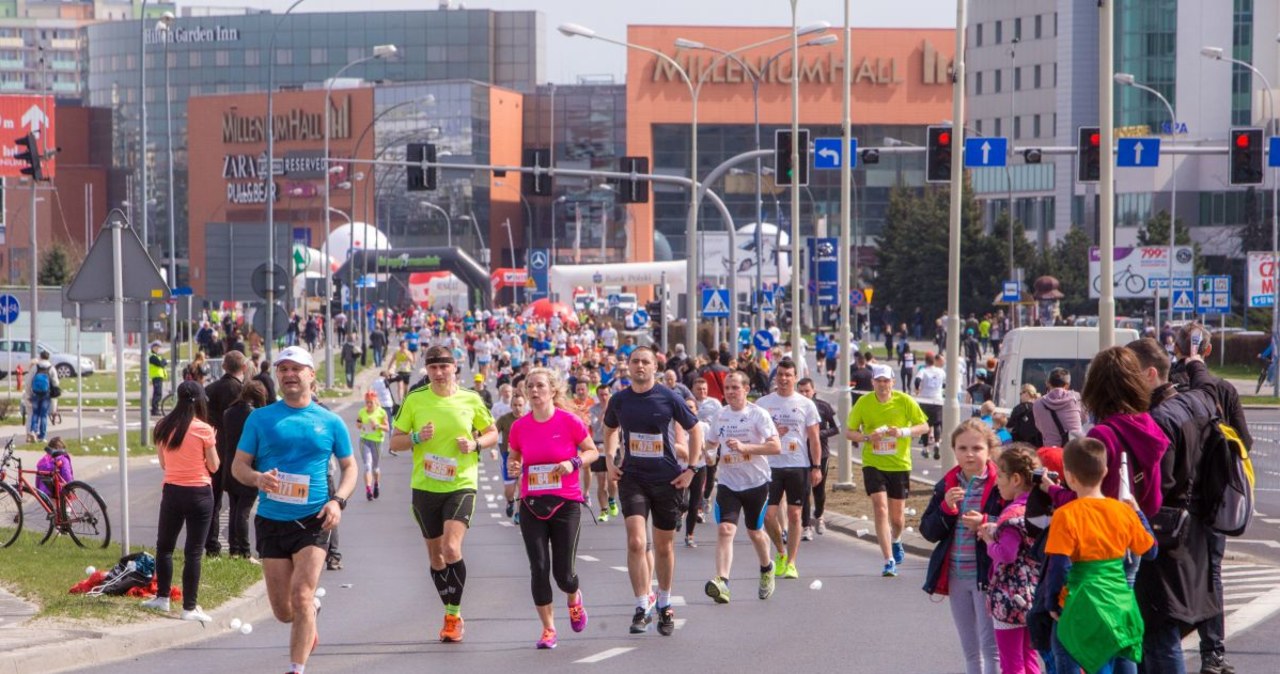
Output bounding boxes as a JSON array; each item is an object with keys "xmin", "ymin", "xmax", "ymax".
[{"xmin": 148, "ymin": 355, "xmax": 166, "ymax": 380}]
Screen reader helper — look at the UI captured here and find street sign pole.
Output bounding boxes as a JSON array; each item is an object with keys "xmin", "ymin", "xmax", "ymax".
[{"xmin": 110, "ymin": 213, "xmax": 130, "ymax": 556}]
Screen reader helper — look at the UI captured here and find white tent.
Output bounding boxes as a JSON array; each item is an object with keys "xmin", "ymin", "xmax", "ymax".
[{"xmin": 548, "ymin": 260, "xmax": 685, "ymax": 302}]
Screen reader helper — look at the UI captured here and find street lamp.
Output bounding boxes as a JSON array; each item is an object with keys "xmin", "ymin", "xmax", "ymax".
[
  {"xmin": 1114, "ymin": 72, "xmax": 1178, "ymax": 332},
  {"xmin": 322, "ymin": 43, "xmax": 396, "ymax": 388},
  {"xmin": 1201, "ymin": 46, "xmax": 1278, "ymax": 396},
  {"xmin": 494, "ymin": 178, "xmax": 534, "ymax": 266},
  {"xmin": 419, "ymin": 201, "xmax": 452, "ymax": 247},
  {"xmin": 155, "ymin": 11, "xmax": 180, "ymax": 385}
]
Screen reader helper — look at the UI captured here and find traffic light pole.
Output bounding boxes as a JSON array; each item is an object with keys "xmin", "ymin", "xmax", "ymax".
[
  {"xmin": 941, "ymin": 0, "xmax": 968, "ymax": 474},
  {"xmin": 1098, "ymin": 0, "xmax": 1116, "ymax": 348},
  {"xmin": 28, "ymin": 176, "xmax": 37, "ymax": 367}
]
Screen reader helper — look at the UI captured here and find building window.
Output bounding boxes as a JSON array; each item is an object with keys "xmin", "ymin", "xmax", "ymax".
[
  {"xmin": 1014, "ymin": 116, "xmax": 1021, "ymax": 140},
  {"xmin": 1034, "ymin": 64, "xmax": 1042, "ymax": 88},
  {"xmin": 976, "ymin": 71, "xmax": 983, "ymax": 95},
  {"xmin": 276, "ymin": 49, "xmax": 293, "ymax": 65},
  {"xmin": 245, "ymin": 50, "xmax": 260, "ymax": 66},
  {"xmin": 995, "ymin": 20, "xmax": 1003, "ymax": 44},
  {"xmin": 976, "ymin": 24, "xmax": 983, "ymax": 47},
  {"xmin": 1035, "ymin": 15, "xmax": 1043, "ymax": 39},
  {"xmin": 1054, "ymin": 12, "xmax": 1058, "ymax": 37},
  {"xmin": 994, "ymin": 118, "xmax": 1002, "ymax": 137},
  {"xmin": 310, "ymin": 48, "xmax": 326, "ymax": 65},
  {"xmin": 975, "ymin": 119, "xmax": 983, "ymax": 135},
  {"xmin": 1015, "ymin": 17, "xmax": 1022, "ymax": 41},
  {"xmin": 189, "ymin": 51, "xmax": 200, "ymax": 68},
  {"xmin": 1014, "ymin": 66, "xmax": 1022, "ymax": 91},
  {"xmin": 1034, "ymin": 114, "xmax": 1042, "ymax": 138},
  {"xmin": 215, "ymin": 51, "xmax": 229, "ymax": 67},
  {"xmin": 994, "ymin": 69, "xmax": 1002, "ymax": 94}
]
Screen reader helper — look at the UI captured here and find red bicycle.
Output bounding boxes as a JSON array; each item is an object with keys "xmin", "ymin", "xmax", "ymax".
[{"xmin": 0, "ymin": 437, "xmax": 111, "ymax": 548}]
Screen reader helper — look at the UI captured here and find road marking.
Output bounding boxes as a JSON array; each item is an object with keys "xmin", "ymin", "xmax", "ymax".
[
  {"xmin": 575, "ymin": 647, "xmax": 634, "ymax": 664},
  {"xmin": 610, "ymin": 566, "xmax": 628, "ymax": 573},
  {"xmin": 577, "ymin": 555, "xmax": 599, "ymax": 562},
  {"xmin": 1231, "ymin": 539, "xmax": 1280, "ymax": 549},
  {"xmin": 674, "ymin": 618, "xmax": 687, "ymax": 630},
  {"xmin": 670, "ymin": 595, "xmax": 686, "ymax": 606},
  {"xmin": 1262, "ymin": 518, "xmax": 1280, "ymax": 525},
  {"xmin": 499, "ymin": 521, "xmax": 514, "ymax": 528},
  {"xmin": 489, "ymin": 513, "xmax": 501, "ymax": 518},
  {"xmin": 484, "ymin": 493, "xmax": 495, "ymax": 502},
  {"xmin": 1225, "ymin": 592, "xmax": 1270, "ymax": 602},
  {"xmin": 1221, "ymin": 568, "xmax": 1280, "ymax": 578},
  {"xmin": 1221, "ymin": 570, "xmax": 1280, "ymax": 581},
  {"xmin": 485, "ymin": 502, "xmax": 498, "ymax": 509}
]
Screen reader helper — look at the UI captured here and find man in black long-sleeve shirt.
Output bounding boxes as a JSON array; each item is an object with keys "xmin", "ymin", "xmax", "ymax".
[{"xmin": 798, "ymin": 378, "xmax": 840, "ymax": 537}]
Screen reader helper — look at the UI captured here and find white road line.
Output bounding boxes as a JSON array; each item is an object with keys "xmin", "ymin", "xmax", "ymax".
[
  {"xmin": 485, "ymin": 502, "xmax": 498, "ymax": 509},
  {"xmin": 499, "ymin": 521, "xmax": 514, "ymax": 528},
  {"xmin": 1225, "ymin": 592, "xmax": 1269, "ymax": 602},
  {"xmin": 1185, "ymin": 586, "xmax": 1280, "ymax": 652},
  {"xmin": 484, "ymin": 493, "xmax": 496, "ymax": 502},
  {"xmin": 610, "ymin": 566, "xmax": 628, "ymax": 573},
  {"xmin": 674, "ymin": 618, "xmax": 687, "ymax": 630},
  {"xmin": 1262, "ymin": 518, "xmax": 1280, "ymax": 525},
  {"xmin": 670, "ymin": 595, "xmax": 686, "ymax": 606},
  {"xmin": 1221, "ymin": 571, "xmax": 1280, "ymax": 581},
  {"xmin": 577, "ymin": 555, "xmax": 599, "ymax": 562},
  {"xmin": 1231, "ymin": 539, "xmax": 1280, "ymax": 549},
  {"xmin": 1223, "ymin": 582, "xmax": 1280, "ymax": 592},
  {"xmin": 489, "ymin": 513, "xmax": 502, "ymax": 518},
  {"xmin": 575, "ymin": 647, "xmax": 634, "ymax": 664}
]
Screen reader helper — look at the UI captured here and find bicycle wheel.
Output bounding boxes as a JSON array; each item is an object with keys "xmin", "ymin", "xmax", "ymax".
[
  {"xmin": 0, "ymin": 482, "xmax": 21, "ymax": 548},
  {"xmin": 26, "ymin": 488, "xmax": 56, "ymax": 545},
  {"xmin": 61, "ymin": 481, "xmax": 110, "ymax": 549},
  {"xmin": 158, "ymin": 393, "xmax": 175, "ymax": 417},
  {"xmin": 1125, "ymin": 274, "xmax": 1146, "ymax": 295}
]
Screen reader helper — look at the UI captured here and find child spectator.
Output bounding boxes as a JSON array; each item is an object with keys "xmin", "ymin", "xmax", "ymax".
[
  {"xmin": 980, "ymin": 444, "xmax": 1042, "ymax": 674},
  {"xmin": 1041, "ymin": 438, "xmax": 1157, "ymax": 674},
  {"xmin": 921, "ymin": 418, "xmax": 1005, "ymax": 674}
]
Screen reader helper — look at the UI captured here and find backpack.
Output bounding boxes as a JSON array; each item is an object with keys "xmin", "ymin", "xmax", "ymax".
[
  {"xmin": 88, "ymin": 552, "xmax": 155, "ymax": 597},
  {"xmin": 31, "ymin": 371, "xmax": 50, "ymax": 395},
  {"xmin": 1195, "ymin": 419, "xmax": 1256, "ymax": 536}
]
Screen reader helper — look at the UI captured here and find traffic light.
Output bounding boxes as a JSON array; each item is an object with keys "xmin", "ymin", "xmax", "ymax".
[
  {"xmin": 774, "ymin": 129, "xmax": 810, "ymax": 187},
  {"xmin": 522, "ymin": 148, "xmax": 553, "ymax": 197},
  {"xmin": 1022, "ymin": 148, "xmax": 1043, "ymax": 164},
  {"xmin": 860, "ymin": 148, "xmax": 881, "ymax": 165},
  {"xmin": 14, "ymin": 132, "xmax": 43, "ymax": 182},
  {"xmin": 925, "ymin": 126, "xmax": 952, "ymax": 183},
  {"xmin": 616, "ymin": 156, "xmax": 650, "ymax": 203},
  {"xmin": 1077, "ymin": 126, "xmax": 1101, "ymax": 183},
  {"xmin": 406, "ymin": 142, "xmax": 437, "ymax": 192},
  {"xmin": 1230, "ymin": 127, "xmax": 1264, "ymax": 186}
]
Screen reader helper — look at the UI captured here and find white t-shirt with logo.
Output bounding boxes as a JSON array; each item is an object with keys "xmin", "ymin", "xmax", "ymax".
[
  {"xmin": 916, "ymin": 366, "xmax": 946, "ymax": 402},
  {"xmin": 756, "ymin": 392, "xmax": 820, "ymax": 470},
  {"xmin": 707, "ymin": 403, "xmax": 777, "ymax": 491}
]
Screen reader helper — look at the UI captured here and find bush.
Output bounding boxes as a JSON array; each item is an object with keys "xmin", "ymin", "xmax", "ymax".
[{"xmin": 1217, "ymin": 332, "xmax": 1271, "ymax": 366}]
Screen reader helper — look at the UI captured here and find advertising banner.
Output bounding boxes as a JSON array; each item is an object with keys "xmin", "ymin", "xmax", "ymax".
[
  {"xmin": 806, "ymin": 237, "xmax": 839, "ymax": 306},
  {"xmin": 0, "ymin": 95, "xmax": 56, "ymax": 179},
  {"xmin": 1247, "ymin": 252, "xmax": 1277, "ymax": 308},
  {"xmin": 1088, "ymin": 245, "xmax": 1193, "ymax": 299}
]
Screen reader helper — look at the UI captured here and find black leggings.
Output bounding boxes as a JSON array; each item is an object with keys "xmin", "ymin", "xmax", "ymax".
[
  {"xmin": 226, "ymin": 489, "xmax": 258, "ymax": 557},
  {"xmin": 802, "ymin": 458, "xmax": 830, "ymax": 526},
  {"xmin": 685, "ymin": 468, "xmax": 706, "ymax": 536},
  {"xmin": 519, "ymin": 499, "xmax": 582, "ymax": 606},
  {"xmin": 155, "ymin": 483, "xmax": 214, "ymax": 610},
  {"xmin": 702, "ymin": 464, "xmax": 717, "ymax": 500}
]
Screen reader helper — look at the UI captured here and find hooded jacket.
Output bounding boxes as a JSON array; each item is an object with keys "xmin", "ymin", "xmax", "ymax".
[
  {"xmin": 1031, "ymin": 388, "xmax": 1086, "ymax": 447},
  {"xmin": 1086, "ymin": 412, "xmax": 1170, "ymax": 518},
  {"xmin": 921, "ymin": 461, "xmax": 1005, "ymax": 596}
]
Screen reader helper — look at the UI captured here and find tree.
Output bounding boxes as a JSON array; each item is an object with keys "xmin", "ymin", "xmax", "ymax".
[
  {"xmin": 38, "ymin": 244, "xmax": 76, "ymax": 286},
  {"xmin": 1136, "ymin": 210, "xmax": 1205, "ymax": 275},
  {"xmin": 1026, "ymin": 226, "xmax": 1093, "ymax": 317}
]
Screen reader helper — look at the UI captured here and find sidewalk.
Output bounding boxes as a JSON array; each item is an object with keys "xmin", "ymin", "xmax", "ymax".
[{"xmin": 0, "ymin": 365, "xmax": 382, "ymax": 674}]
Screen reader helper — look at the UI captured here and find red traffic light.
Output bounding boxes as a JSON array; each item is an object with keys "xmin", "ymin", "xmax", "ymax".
[
  {"xmin": 1235, "ymin": 132, "xmax": 1251, "ymax": 148},
  {"xmin": 1089, "ymin": 132, "xmax": 1100, "ymax": 147},
  {"xmin": 937, "ymin": 131, "xmax": 951, "ymax": 146}
]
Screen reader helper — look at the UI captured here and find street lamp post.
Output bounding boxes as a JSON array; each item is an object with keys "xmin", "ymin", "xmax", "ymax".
[
  {"xmin": 1201, "ymin": 46, "xmax": 1278, "ymax": 396},
  {"xmin": 1114, "ymin": 72, "xmax": 1177, "ymax": 333},
  {"xmin": 156, "ymin": 12, "xmax": 179, "ymax": 385},
  {"xmin": 418, "ymin": 201, "xmax": 452, "ymax": 246},
  {"xmin": 788, "ymin": 0, "xmax": 802, "ymax": 363},
  {"xmin": 322, "ymin": 44, "xmax": 396, "ymax": 388}
]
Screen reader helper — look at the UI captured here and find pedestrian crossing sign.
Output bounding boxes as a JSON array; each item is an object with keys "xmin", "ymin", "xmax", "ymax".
[
  {"xmin": 1171, "ymin": 289, "xmax": 1195, "ymax": 312},
  {"xmin": 701, "ymin": 288, "xmax": 730, "ymax": 318}
]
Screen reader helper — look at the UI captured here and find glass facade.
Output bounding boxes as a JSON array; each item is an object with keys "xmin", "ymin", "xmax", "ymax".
[
  {"xmin": 1115, "ymin": 0, "xmax": 1177, "ymax": 130},
  {"xmin": 1231, "ymin": 0, "xmax": 1254, "ymax": 126},
  {"xmin": 84, "ymin": 8, "xmax": 542, "ymax": 282}
]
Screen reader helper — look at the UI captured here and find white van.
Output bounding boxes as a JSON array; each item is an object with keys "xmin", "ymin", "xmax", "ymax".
[{"xmin": 993, "ymin": 327, "xmax": 1141, "ymax": 407}]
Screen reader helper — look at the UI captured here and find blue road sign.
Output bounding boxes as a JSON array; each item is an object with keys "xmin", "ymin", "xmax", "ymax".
[
  {"xmin": 1171, "ymin": 288, "xmax": 1196, "ymax": 313},
  {"xmin": 963, "ymin": 137, "xmax": 1007, "ymax": 167},
  {"xmin": 753, "ymin": 330, "xmax": 775, "ymax": 351},
  {"xmin": 628, "ymin": 309, "xmax": 650, "ymax": 329},
  {"xmin": 1002, "ymin": 281, "xmax": 1020, "ymax": 303},
  {"xmin": 607, "ymin": 293, "xmax": 621, "ymax": 307},
  {"xmin": 1271, "ymin": 137, "xmax": 1280, "ymax": 168},
  {"xmin": 757, "ymin": 289, "xmax": 775, "ymax": 312},
  {"xmin": 1117, "ymin": 137, "xmax": 1160, "ymax": 167},
  {"xmin": 0, "ymin": 294, "xmax": 19, "ymax": 325},
  {"xmin": 807, "ymin": 237, "xmax": 839, "ymax": 306},
  {"xmin": 527, "ymin": 248, "xmax": 550, "ymax": 300},
  {"xmin": 701, "ymin": 288, "xmax": 730, "ymax": 318},
  {"xmin": 813, "ymin": 137, "xmax": 858, "ymax": 170},
  {"xmin": 1195, "ymin": 275, "xmax": 1232, "ymax": 315},
  {"xmin": 172, "ymin": 286, "xmax": 194, "ymax": 297}
]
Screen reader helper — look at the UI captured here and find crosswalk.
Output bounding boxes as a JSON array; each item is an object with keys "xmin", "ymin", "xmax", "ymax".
[{"xmin": 1222, "ymin": 563, "xmax": 1280, "ymax": 605}]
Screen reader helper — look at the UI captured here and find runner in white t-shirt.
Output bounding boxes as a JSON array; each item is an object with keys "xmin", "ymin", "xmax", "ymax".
[
  {"xmin": 913, "ymin": 353, "xmax": 946, "ymax": 459},
  {"xmin": 703, "ymin": 370, "xmax": 780, "ymax": 604},
  {"xmin": 754, "ymin": 358, "xmax": 821, "ymax": 580}
]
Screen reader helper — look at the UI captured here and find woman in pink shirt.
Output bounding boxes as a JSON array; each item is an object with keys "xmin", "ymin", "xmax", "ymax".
[
  {"xmin": 140, "ymin": 381, "xmax": 219, "ymax": 622},
  {"xmin": 508, "ymin": 367, "xmax": 599, "ymax": 650}
]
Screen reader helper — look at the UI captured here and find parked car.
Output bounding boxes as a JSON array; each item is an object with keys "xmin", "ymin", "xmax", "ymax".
[{"xmin": 0, "ymin": 339, "xmax": 96, "ymax": 378}]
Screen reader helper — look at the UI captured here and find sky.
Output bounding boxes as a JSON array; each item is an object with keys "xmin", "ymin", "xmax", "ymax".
[{"xmin": 191, "ymin": 0, "xmax": 958, "ymax": 83}]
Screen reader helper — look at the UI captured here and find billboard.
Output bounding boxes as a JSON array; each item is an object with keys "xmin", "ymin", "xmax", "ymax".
[
  {"xmin": 0, "ymin": 95, "xmax": 56, "ymax": 179},
  {"xmin": 701, "ymin": 225, "xmax": 791, "ymax": 286},
  {"xmin": 1088, "ymin": 245, "xmax": 1193, "ymax": 299},
  {"xmin": 1246, "ymin": 252, "xmax": 1279, "ymax": 308}
]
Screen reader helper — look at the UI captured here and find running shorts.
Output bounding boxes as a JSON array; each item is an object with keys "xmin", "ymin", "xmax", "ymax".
[
  {"xmin": 255, "ymin": 512, "xmax": 333, "ymax": 559},
  {"xmin": 862, "ymin": 466, "xmax": 911, "ymax": 499},
  {"xmin": 714, "ymin": 482, "xmax": 769, "ymax": 530},
  {"xmin": 411, "ymin": 488, "xmax": 477, "ymax": 539},
  {"xmin": 618, "ymin": 477, "xmax": 681, "ymax": 532},
  {"xmin": 768, "ymin": 467, "xmax": 810, "ymax": 507}
]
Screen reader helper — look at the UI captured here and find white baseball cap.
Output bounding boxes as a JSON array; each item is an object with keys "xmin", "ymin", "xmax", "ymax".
[
  {"xmin": 273, "ymin": 345, "xmax": 315, "ymax": 369},
  {"xmin": 870, "ymin": 364, "xmax": 895, "ymax": 380}
]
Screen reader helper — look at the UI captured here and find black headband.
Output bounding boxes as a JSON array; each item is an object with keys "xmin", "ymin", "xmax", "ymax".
[{"xmin": 425, "ymin": 355, "xmax": 456, "ymax": 366}]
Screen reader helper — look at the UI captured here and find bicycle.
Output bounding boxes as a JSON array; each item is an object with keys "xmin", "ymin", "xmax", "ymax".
[
  {"xmin": 0, "ymin": 437, "xmax": 111, "ymax": 548},
  {"xmin": 1092, "ymin": 264, "xmax": 1147, "ymax": 295},
  {"xmin": 1257, "ymin": 355, "xmax": 1275, "ymax": 395}
]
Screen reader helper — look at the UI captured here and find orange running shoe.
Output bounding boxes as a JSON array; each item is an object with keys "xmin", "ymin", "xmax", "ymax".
[{"xmin": 440, "ymin": 614, "xmax": 465, "ymax": 643}]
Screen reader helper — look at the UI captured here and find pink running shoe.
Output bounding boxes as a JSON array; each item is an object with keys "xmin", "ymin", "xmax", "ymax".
[
  {"xmin": 536, "ymin": 627, "xmax": 558, "ymax": 649},
  {"xmin": 568, "ymin": 592, "xmax": 588, "ymax": 633}
]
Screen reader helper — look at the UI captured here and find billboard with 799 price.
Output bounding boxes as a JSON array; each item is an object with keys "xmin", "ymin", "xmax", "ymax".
[{"xmin": 1088, "ymin": 246, "xmax": 1194, "ymax": 299}]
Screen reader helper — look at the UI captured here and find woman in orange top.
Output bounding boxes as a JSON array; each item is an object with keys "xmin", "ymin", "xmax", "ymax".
[{"xmin": 140, "ymin": 380, "xmax": 219, "ymax": 622}]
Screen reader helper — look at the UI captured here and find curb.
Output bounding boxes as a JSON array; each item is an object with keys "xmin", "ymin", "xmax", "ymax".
[
  {"xmin": 822, "ymin": 510, "xmax": 936, "ymax": 561},
  {"xmin": 0, "ymin": 580, "xmax": 272, "ymax": 674}
]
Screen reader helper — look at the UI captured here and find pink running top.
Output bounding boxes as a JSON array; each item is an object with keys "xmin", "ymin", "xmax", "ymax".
[{"xmin": 509, "ymin": 408, "xmax": 589, "ymax": 502}]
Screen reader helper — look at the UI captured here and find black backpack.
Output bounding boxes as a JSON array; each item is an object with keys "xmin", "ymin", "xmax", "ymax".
[{"xmin": 1194, "ymin": 418, "xmax": 1255, "ymax": 536}]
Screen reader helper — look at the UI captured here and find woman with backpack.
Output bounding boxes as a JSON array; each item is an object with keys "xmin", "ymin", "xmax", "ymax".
[
  {"xmin": 220, "ymin": 380, "xmax": 269, "ymax": 559},
  {"xmin": 140, "ymin": 380, "xmax": 219, "ymax": 622},
  {"xmin": 25, "ymin": 352, "xmax": 59, "ymax": 442},
  {"xmin": 184, "ymin": 351, "xmax": 211, "ymax": 385}
]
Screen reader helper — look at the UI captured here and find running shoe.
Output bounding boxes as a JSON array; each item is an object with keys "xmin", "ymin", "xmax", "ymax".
[
  {"xmin": 608, "ymin": 499, "xmax": 619, "ymax": 517},
  {"xmin": 882, "ymin": 560, "xmax": 898, "ymax": 577},
  {"xmin": 920, "ymin": 448, "xmax": 930, "ymax": 459},
  {"xmin": 505, "ymin": 500, "xmax": 514, "ymax": 518},
  {"xmin": 597, "ymin": 512, "xmax": 610, "ymax": 523},
  {"xmin": 366, "ymin": 486, "xmax": 374, "ymax": 501},
  {"xmin": 140, "ymin": 596, "xmax": 170, "ymax": 612},
  {"xmin": 781, "ymin": 562, "xmax": 799, "ymax": 579},
  {"xmin": 695, "ymin": 511, "xmax": 705, "ymax": 524},
  {"xmin": 758, "ymin": 565, "xmax": 776, "ymax": 600},
  {"xmin": 629, "ymin": 606, "xmax": 651, "ymax": 633},
  {"xmin": 815, "ymin": 517, "xmax": 826, "ymax": 535},
  {"xmin": 801, "ymin": 526, "xmax": 814, "ymax": 541},
  {"xmin": 568, "ymin": 592, "xmax": 588, "ymax": 632},
  {"xmin": 536, "ymin": 627, "xmax": 557, "ymax": 649},
  {"xmin": 513, "ymin": 511, "xmax": 520, "ymax": 525},
  {"xmin": 684, "ymin": 535, "xmax": 696, "ymax": 548},
  {"xmin": 892, "ymin": 541, "xmax": 906, "ymax": 565},
  {"xmin": 773, "ymin": 553, "xmax": 788, "ymax": 573},
  {"xmin": 440, "ymin": 614, "xmax": 465, "ymax": 642},
  {"xmin": 373, "ymin": 483, "xmax": 380, "ymax": 499},
  {"xmin": 705, "ymin": 577, "xmax": 730, "ymax": 604},
  {"xmin": 655, "ymin": 605, "xmax": 676, "ymax": 636},
  {"xmin": 181, "ymin": 607, "xmax": 212, "ymax": 623}
]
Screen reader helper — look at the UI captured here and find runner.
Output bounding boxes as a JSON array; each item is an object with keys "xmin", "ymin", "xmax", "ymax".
[
  {"xmin": 506, "ymin": 367, "xmax": 599, "ymax": 649},
  {"xmin": 588, "ymin": 386, "xmax": 619, "ymax": 522},
  {"xmin": 231, "ymin": 346, "xmax": 356, "ymax": 674},
  {"xmin": 845, "ymin": 363, "xmax": 929, "ymax": 577},
  {"xmin": 389, "ymin": 345, "xmax": 498, "ymax": 643},
  {"xmin": 703, "ymin": 371, "xmax": 781, "ymax": 604},
  {"xmin": 493, "ymin": 390, "xmax": 528, "ymax": 521},
  {"xmin": 603, "ymin": 346, "xmax": 701, "ymax": 636},
  {"xmin": 915, "ymin": 353, "xmax": 946, "ymax": 460},
  {"xmin": 570, "ymin": 380, "xmax": 596, "ymax": 507},
  {"xmin": 797, "ymin": 377, "xmax": 838, "ymax": 537},
  {"xmin": 391, "ymin": 340, "xmax": 414, "ymax": 399},
  {"xmin": 355, "ymin": 391, "xmax": 389, "ymax": 501},
  {"xmin": 691, "ymin": 378, "xmax": 723, "ymax": 522},
  {"xmin": 755, "ymin": 358, "xmax": 821, "ymax": 579}
]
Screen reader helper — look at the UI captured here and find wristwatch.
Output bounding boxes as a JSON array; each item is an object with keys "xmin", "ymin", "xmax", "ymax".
[{"xmin": 329, "ymin": 495, "xmax": 348, "ymax": 511}]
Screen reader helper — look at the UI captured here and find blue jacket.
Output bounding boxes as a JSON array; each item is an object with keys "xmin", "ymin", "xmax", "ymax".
[{"xmin": 920, "ymin": 461, "xmax": 1005, "ymax": 596}]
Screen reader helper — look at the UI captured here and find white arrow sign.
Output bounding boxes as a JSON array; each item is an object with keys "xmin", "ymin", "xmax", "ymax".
[
  {"xmin": 816, "ymin": 147, "xmax": 840, "ymax": 166},
  {"xmin": 1133, "ymin": 141, "xmax": 1144, "ymax": 165},
  {"xmin": 21, "ymin": 104, "xmax": 48, "ymax": 132},
  {"xmin": 981, "ymin": 141, "xmax": 991, "ymax": 165}
]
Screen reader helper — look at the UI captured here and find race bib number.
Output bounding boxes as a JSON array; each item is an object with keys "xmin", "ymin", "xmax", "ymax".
[
  {"xmin": 527, "ymin": 464, "xmax": 563, "ymax": 492},
  {"xmin": 873, "ymin": 437, "xmax": 898, "ymax": 456},
  {"xmin": 266, "ymin": 471, "xmax": 309, "ymax": 504},
  {"xmin": 423, "ymin": 454, "xmax": 459, "ymax": 481},
  {"xmin": 628, "ymin": 432, "xmax": 664, "ymax": 459},
  {"xmin": 721, "ymin": 450, "xmax": 748, "ymax": 465}
]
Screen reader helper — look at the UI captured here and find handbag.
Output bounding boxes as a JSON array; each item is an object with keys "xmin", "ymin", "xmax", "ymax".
[{"xmin": 1148, "ymin": 505, "xmax": 1190, "ymax": 551}]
